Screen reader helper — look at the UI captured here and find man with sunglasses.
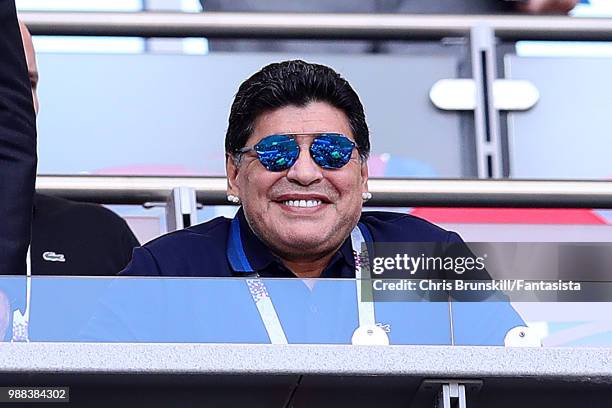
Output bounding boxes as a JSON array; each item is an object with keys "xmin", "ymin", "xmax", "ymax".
[
  {"xmin": 118, "ymin": 58, "xmax": 501, "ymax": 281},
  {"xmin": 115, "ymin": 60, "xmax": 526, "ymax": 346},
  {"xmin": 122, "ymin": 59, "xmax": 444, "ymax": 280}
]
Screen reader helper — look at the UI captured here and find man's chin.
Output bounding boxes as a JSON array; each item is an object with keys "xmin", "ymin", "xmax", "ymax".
[{"xmin": 274, "ymin": 232, "xmax": 337, "ymax": 256}]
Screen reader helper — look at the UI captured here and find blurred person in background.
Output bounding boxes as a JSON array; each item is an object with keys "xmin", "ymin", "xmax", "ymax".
[
  {"xmin": 200, "ymin": 0, "xmax": 579, "ymax": 53},
  {"xmin": 1, "ymin": 22, "xmax": 141, "ymax": 342},
  {"xmin": 0, "ymin": 0, "xmax": 37, "ymax": 276},
  {"xmin": 0, "ymin": 0, "xmax": 36, "ymax": 341},
  {"xmin": 19, "ymin": 22, "xmax": 140, "ymax": 276}
]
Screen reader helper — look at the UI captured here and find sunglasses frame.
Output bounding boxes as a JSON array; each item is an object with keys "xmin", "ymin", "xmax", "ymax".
[{"xmin": 234, "ymin": 132, "xmax": 357, "ymax": 171}]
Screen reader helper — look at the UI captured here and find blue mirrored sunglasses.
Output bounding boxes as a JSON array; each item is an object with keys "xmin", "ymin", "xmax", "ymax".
[{"xmin": 236, "ymin": 133, "xmax": 356, "ymax": 172}]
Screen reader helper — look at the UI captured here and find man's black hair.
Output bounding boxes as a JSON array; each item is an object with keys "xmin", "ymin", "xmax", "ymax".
[{"xmin": 225, "ymin": 60, "xmax": 370, "ymax": 160}]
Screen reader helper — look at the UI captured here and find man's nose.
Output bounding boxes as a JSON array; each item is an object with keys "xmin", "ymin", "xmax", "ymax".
[{"xmin": 286, "ymin": 147, "xmax": 323, "ymax": 186}]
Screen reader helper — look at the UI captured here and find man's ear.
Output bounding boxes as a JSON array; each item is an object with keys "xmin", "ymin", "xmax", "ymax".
[
  {"xmin": 361, "ymin": 158, "xmax": 369, "ymax": 194},
  {"xmin": 226, "ymin": 153, "xmax": 240, "ymax": 197}
]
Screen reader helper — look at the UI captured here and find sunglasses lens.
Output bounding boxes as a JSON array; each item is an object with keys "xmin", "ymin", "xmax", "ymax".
[
  {"xmin": 254, "ymin": 134, "xmax": 299, "ymax": 171},
  {"xmin": 310, "ymin": 134, "xmax": 355, "ymax": 169}
]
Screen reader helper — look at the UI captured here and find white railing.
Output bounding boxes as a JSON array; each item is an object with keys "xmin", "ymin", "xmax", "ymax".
[
  {"xmin": 18, "ymin": 12, "xmax": 612, "ymax": 41},
  {"xmin": 36, "ymin": 175, "xmax": 612, "ymax": 208}
]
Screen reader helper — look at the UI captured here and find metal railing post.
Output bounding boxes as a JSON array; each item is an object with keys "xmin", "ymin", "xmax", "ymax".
[
  {"xmin": 165, "ymin": 186, "xmax": 198, "ymax": 232},
  {"xmin": 470, "ymin": 24, "xmax": 503, "ymax": 179},
  {"xmin": 437, "ymin": 383, "xmax": 467, "ymax": 408}
]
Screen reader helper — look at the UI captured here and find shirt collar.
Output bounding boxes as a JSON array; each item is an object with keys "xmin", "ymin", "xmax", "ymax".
[
  {"xmin": 338, "ymin": 237, "xmax": 355, "ymax": 269},
  {"xmin": 227, "ymin": 207, "xmax": 276, "ymax": 273},
  {"xmin": 226, "ymin": 207, "xmax": 356, "ymax": 277}
]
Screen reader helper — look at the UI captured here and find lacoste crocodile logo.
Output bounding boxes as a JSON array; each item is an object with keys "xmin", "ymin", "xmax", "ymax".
[{"xmin": 42, "ymin": 252, "xmax": 66, "ymax": 262}]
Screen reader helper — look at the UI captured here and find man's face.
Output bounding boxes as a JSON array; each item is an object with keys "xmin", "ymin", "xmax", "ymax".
[
  {"xmin": 19, "ymin": 22, "xmax": 39, "ymax": 115},
  {"xmin": 227, "ymin": 101, "xmax": 369, "ymax": 262}
]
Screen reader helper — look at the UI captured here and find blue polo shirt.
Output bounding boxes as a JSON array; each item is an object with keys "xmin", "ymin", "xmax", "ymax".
[
  {"xmin": 88, "ymin": 209, "xmax": 526, "ymax": 346},
  {"xmin": 121, "ymin": 208, "xmax": 466, "ymax": 278}
]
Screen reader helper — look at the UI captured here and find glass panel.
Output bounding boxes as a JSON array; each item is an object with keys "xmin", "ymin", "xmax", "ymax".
[
  {"xmin": 0, "ymin": 276, "xmax": 477, "ymax": 344},
  {"xmin": 2, "ymin": 240, "xmax": 611, "ymax": 346}
]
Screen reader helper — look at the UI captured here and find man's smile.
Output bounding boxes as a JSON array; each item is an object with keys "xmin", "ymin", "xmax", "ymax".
[{"xmin": 272, "ymin": 193, "xmax": 331, "ymax": 214}]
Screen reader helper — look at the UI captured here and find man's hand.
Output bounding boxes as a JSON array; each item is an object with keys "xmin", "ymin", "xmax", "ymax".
[{"xmin": 516, "ymin": 0, "xmax": 579, "ymax": 14}]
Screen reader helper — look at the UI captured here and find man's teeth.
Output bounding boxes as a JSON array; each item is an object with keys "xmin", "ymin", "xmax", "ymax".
[{"xmin": 283, "ymin": 199, "xmax": 322, "ymax": 208}]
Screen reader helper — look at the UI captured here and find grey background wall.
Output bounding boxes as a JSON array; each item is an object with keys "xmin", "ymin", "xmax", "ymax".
[
  {"xmin": 35, "ymin": 52, "xmax": 466, "ymax": 178},
  {"xmin": 506, "ymin": 56, "xmax": 612, "ymax": 180}
]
